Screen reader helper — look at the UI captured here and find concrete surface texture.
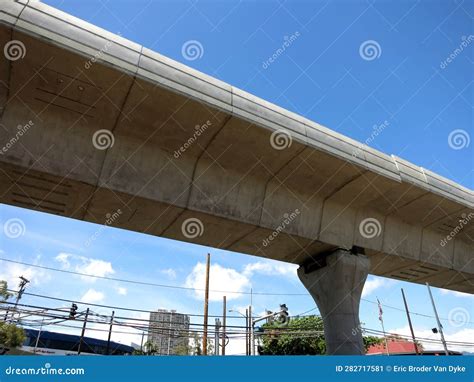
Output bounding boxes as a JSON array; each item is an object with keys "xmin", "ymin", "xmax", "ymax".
[
  {"xmin": 298, "ymin": 249, "xmax": 370, "ymax": 355},
  {"xmin": 0, "ymin": 0, "xmax": 473, "ymax": 301}
]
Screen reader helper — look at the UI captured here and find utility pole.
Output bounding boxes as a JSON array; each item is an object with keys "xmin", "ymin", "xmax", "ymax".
[
  {"xmin": 245, "ymin": 308, "xmax": 249, "ymax": 355},
  {"xmin": 401, "ymin": 289, "xmax": 419, "ymax": 355},
  {"xmin": 202, "ymin": 253, "xmax": 210, "ymax": 355},
  {"xmin": 106, "ymin": 311, "xmax": 115, "ymax": 355},
  {"xmin": 377, "ymin": 297, "xmax": 390, "ymax": 355},
  {"xmin": 34, "ymin": 315, "xmax": 46, "ymax": 354},
  {"xmin": 221, "ymin": 296, "xmax": 226, "ymax": 355},
  {"xmin": 167, "ymin": 311, "xmax": 173, "ymax": 355},
  {"xmin": 426, "ymin": 283, "xmax": 449, "ymax": 356},
  {"xmin": 214, "ymin": 318, "xmax": 221, "ymax": 355},
  {"xmin": 248, "ymin": 305, "xmax": 253, "ymax": 355},
  {"xmin": 77, "ymin": 308, "xmax": 89, "ymax": 355},
  {"xmin": 140, "ymin": 331, "xmax": 145, "ymax": 353},
  {"xmin": 5, "ymin": 276, "xmax": 29, "ymax": 322}
]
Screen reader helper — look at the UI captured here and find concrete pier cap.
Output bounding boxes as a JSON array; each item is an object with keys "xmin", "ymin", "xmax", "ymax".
[{"xmin": 298, "ymin": 248, "xmax": 370, "ymax": 355}]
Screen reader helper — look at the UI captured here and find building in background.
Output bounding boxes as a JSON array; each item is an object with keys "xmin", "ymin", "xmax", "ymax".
[
  {"xmin": 20, "ymin": 329, "xmax": 134, "ymax": 355},
  {"xmin": 148, "ymin": 309, "xmax": 190, "ymax": 355}
]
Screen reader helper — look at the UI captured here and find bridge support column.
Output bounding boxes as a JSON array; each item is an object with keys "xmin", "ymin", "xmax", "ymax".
[{"xmin": 297, "ymin": 249, "xmax": 370, "ymax": 355}]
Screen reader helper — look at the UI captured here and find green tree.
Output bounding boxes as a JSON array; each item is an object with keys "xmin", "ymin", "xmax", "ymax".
[
  {"xmin": 0, "ymin": 281, "xmax": 25, "ymax": 353},
  {"xmin": 132, "ymin": 340, "xmax": 159, "ymax": 355},
  {"xmin": 0, "ymin": 321, "xmax": 26, "ymax": 348},
  {"xmin": 259, "ymin": 315, "xmax": 326, "ymax": 355},
  {"xmin": 190, "ymin": 332, "xmax": 214, "ymax": 355},
  {"xmin": 0, "ymin": 281, "xmax": 11, "ymax": 301},
  {"xmin": 259, "ymin": 315, "xmax": 382, "ymax": 355}
]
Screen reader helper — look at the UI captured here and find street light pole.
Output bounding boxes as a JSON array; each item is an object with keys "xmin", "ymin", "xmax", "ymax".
[
  {"xmin": 228, "ymin": 308, "xmax": 249, "ymax": 356},
  {"xmin": 249, "ymin": 307, "xmax": 289, "ymax": 356}
]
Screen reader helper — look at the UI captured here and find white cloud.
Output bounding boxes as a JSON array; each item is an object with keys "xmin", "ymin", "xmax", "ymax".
[
  {"xmin": 185, "ymin": 262, "xmax": 250, "ymax": 301},
  {"xmin": 389, "ymin": 325, "xmax": 474, "ymax": 353},
  {"xmin": 80, "ymin": 288, "xmax": 105, "ymax": 304},
  {"xmin": 243, "ymin": 261, "xmax": 298, "ymax": 278},
  {"xmin": 440, "ymin": 289, "xmax": 474, "ymax": 298},
  {"xmin": 362, "ymin": 277, "xmax": 395, "ymax": 297},
  {"xmin": 78, "ymin": 259, "xmax": 114, "ymax": 279},
  {"xmin": 55, "ymin": 253, "xmax": 70, "ymax": 269},
  {"xmin": 0, "ymin": 255, "xmax": 51, "ymax": 288},
  {"xmin": 55, "ymin": 253, "xmax": 114, "ymax": 282},
  {"xmin": 116, "ymin": 287, "xmax": 127, "ymax": 296},
  {"xmin": 161, "ymin": 268, "xmax": 177, "ymax": 279}
]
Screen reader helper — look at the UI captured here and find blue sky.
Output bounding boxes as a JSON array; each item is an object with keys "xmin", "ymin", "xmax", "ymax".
[{"xmin": 0, "ymin": 0, "xmax": 472, "ymax": 354}]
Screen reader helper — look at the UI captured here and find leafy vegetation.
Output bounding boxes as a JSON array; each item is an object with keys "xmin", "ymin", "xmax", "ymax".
[
  {"xmin": 258, "ymin": 315, "xmax": 382, "ymax": 355},
  {"xmin": 0, "ymin": 281, "xmax": 26, "ymax": 353}
]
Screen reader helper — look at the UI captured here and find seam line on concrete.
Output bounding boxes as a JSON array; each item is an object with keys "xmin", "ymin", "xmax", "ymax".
[
  {"xmin": 159, "ymin": 112, "xmax": 234, "ymax": 237},
  {"xmin": 81, "ymin": 46, "xmax": 143, "ymax": 221}
]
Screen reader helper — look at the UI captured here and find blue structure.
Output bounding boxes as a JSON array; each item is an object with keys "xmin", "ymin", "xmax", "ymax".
[{"xmin": 22, "ymin": 329, "xmax": 135, "ymax": 355}]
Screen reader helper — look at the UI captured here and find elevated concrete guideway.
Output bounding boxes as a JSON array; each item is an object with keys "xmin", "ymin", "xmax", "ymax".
[{"xmin": 0, "ymin": 1, "xmax": 472, "ymax": 354}]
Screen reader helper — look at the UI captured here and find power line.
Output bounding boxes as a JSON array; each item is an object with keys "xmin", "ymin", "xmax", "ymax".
[
  {"xmin": 0, "ymin": 258, "xmax": 307, "ymax": 296},
  {"xmin": 360, "ymin": 298, "xmax": 474, "ymax": 325},
  {"xmin": 2, "ymin": 258, "xmax": 472, "ymax": 325},
  {"xmin": 5, "ymin": 303, "xmax": 474, "ymax": 349},
  {"xmin": 0, "ymin": 301, "xmax": 248, "ymax": 329},
  {"xmin": 4, "ymin": 289, "xmax": 245, "ymax": 319}
]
